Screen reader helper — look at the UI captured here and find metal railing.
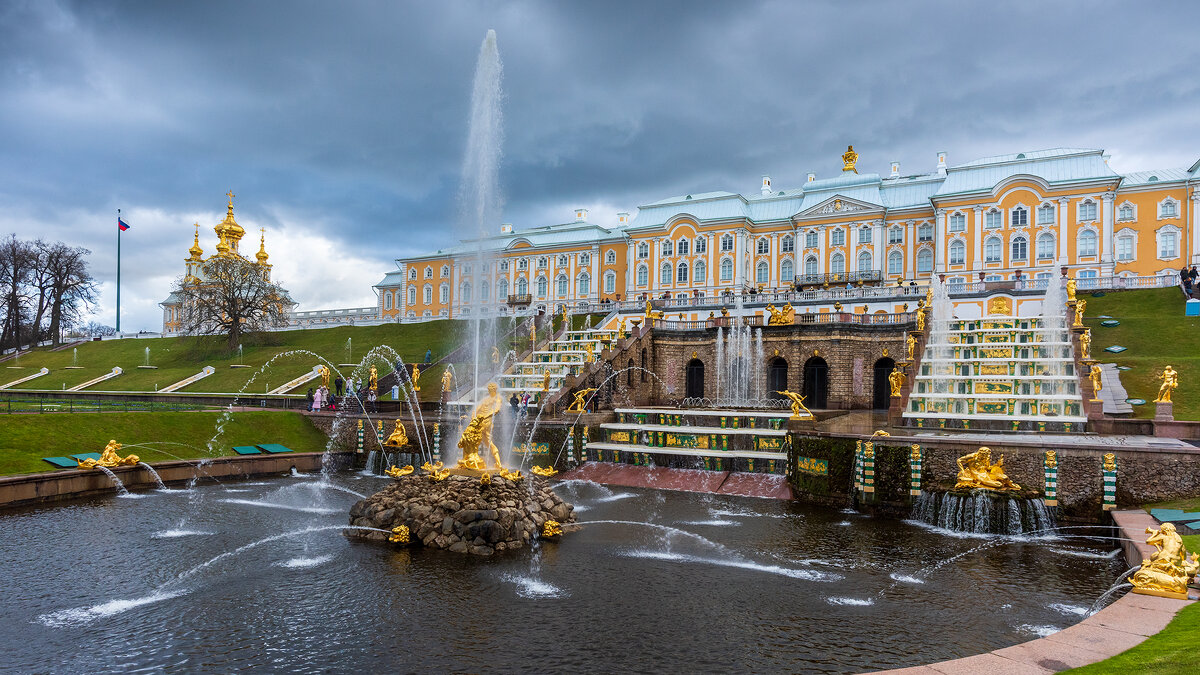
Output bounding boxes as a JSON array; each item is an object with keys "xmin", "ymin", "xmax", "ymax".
[
  {"xmin": 0, "ymin": 398, "xmax": 212, "ymax": 414},
  {"xmin": 651, "ymin": 311, "xmax": 915, "ymax": 331}
]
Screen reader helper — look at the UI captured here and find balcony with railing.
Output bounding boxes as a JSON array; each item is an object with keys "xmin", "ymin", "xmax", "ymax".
[{"xmin": 507, "ymin": 294, "xmax": 532, "ymax": 306}]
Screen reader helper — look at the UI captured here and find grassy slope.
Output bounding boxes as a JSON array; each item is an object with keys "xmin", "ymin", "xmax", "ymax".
[
  {"xmin": 1063, "ymin": 602, "xmax": 1199, "ymax": 675},
  {"xmin": 0, "ymin": 411, "xmax": 329, "ymax": 475},
  {"xmin": 1082, "ymin": 288, "xmax": 1200, "ymax": 420},
  {"xmin": 0, "ymin": 321, "xmax": 475, "ymax": 395}
]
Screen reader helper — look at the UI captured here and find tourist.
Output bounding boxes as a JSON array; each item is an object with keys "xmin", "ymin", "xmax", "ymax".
[
  {"xmin": 1180, "ymin": 266, "xmax": 1191, "ymax": 294},
  {"xmin": 424, "ymin": 348, "xmax": 432, "ymax": 363},
  {"xmin": 509, "ymin": 393, "xmax": 519, "ymax": 416},
  {"xmin": 306, "ymin": 387, "xmax": 314, "ymax": 411},
  {"xmin": 313, "ymin": 386, "xmax": 324, "ymax": 412},
  {"xmin": 367, "ymin": 388, "xmax": 378, "ymax": 413},
  {"xmin": 520, "ymin": 392, "xmax": 529, "ymax": 418},
  {"xmin": 334, "ymin": 376, "xmax": 344, "ymax": 397}
]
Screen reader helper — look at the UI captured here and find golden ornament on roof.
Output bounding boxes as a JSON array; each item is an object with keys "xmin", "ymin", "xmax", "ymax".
[
  {"xmin": 188, "ymin": 224, "xmax": 204, "ymax": 260},
  {"xmin": 842, "ymin": 145, "xmax": 859, "ymax": 173}
]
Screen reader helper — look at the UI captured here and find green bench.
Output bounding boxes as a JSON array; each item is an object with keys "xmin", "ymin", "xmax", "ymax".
[
  {"xmin": 256, "ymin": 444, "xmax": 294, "ymax": 454},
  {"xmin": 42, "ymin": 456, "xmax": 80, "ymax": 469},
  {"xmin": 232, "ymin": 446, "xmax": 263, "ymax": 455}
]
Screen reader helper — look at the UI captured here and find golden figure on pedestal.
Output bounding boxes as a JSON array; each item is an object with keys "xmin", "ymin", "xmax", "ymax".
[
  {"xmin": 77, "ymin": 440, "xmax": 140, "ymax": 469},
  {"xmin": 1155, "ymin": 365, "xmax": 1179, "ymax": 403},
  {"xmin": 368, "ymin": 365, "xmax": 378, "ymax": 392},
  {"xmin": 1079, "ymin": 329, "xmax": 1091, "ymax": 360},
  {"xmin": 442, "ymin": 368, "xmax": 453, "ymax": 392},
  {"xmin": 1090, "ymin": 364, "xmax": 1103, "ymax": 397},
  {"xmin": 455, "ymin": 382, "xmax": 505, "ymax": 471},
  {"xmin": 584, "ymin": 342, "xmax": 595, "ymax": 363},
  {"xmin": 618, "ymin": 317, "xmax": 627, "ymax": 336},
  {"xmin": 411, "ymin": 366, "xmax": 421, "ymax": 391},
  {"xmin": 491, "ymin": 346, "xmax": 500, "ymax": 365},
  {"xmin": 1066, "ymin": 279, "xmax": 1077, "ymax": 301},
  {"xmin": 889, "ymin": 366, "xmax": 906, "ymax": 397},
  {"xmin": 906, "ymin": 334, "xmax": 916, "ymax": 360},
  {"xmin": 1073, "ymin": 299, "xmax": 1086, "ymax": 327},
  {"xmin": 542, "ymin": 370, "xmax": 551, "ymax": 393},
  {"xmin": 954, "ymin": 447, "xmax": 1020, "ymax": 491},
  {"xmin": 320, "ymin": 365, "xmax": 330, "ymax": 389},
  {"xmin": 566, "ymin": 388, "xmax": 597, "ymax": 414},
  {"xmin": 775, "ymin": 390, "xmax": 813, "ymax": 419},
  {"xmin": 915, "ymin": 309, "xmax": 925, "ymax": 331},
  {"xmin": 384, "ymin": 420, "xmax": 409, "ymax": 448},
  {"xmin": 766, "ymin": 303, "xmax": 795, "ymax": 325},
  {"xmin": 1129, "ymin": 523, "xmax": 1199, "ymax": 599}
]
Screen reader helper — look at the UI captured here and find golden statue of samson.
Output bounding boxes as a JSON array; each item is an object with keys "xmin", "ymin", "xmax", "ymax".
[{"xmin": 455, "ymin": 382, "xmax": 505, "ymax": 472}]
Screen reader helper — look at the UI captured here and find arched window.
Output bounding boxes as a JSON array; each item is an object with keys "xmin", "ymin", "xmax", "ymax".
[
  {"xmin": 985, "ymin": 236, "xmax": 1002, "ymax": 262},
  {"xmin": 916, "ymin": 249, "xmax": 933, "ymax": 273},
  {"xmin": 498, "ymin": 278, "xmax": 508, "ymax": 299},
  {"xmin": 516, "ymin": 277, "xmax": 528, "ymax": 295},
  {"xmin": 605, "ymin": 249, "xmax": 616, "ymax": 264},
  {"xmin": 677, "ymin": 239, "xmax": 690, "ymax": 256},
  {"xmin": 1036, "ymin": 233, "xmax": 1055, "ymax": 260},
  {"xmin": 805, "ymin": 255, "xmax": 818, "ymax": 276},
  {"xmin": 556, "ymin": 274, "xmax": 568, "ymax": 296},
  {"xmin": 425, "ymin": 266, "xmax": 433, "ymax": 279},
  {"xmin": 695, "ymin": 236, "xmax": 707, "ymax": 253},
  {"xmin": 1011, "ymin": 236, "xmax": 1028, "ymax": 261},
  {"xmin": 637, "ymin": 242, "xmax": 649, "ymax": 259},
  {"xmin": 408, "ymin": 269, "xmax": 417, "ymax": 280},
  {"xmin": 830, "ymin": 253, "xmax": 845, "ymax": 275},
  {"xmin": 423, "ymin": 284, "xmax": 432, "ymax": 304},
  {"xmin": 757, "ymin": 238, "xmax": 769, "ymax": 254},
  {"xmin": 439, "ymin": 283, "xmax": 449, "ymax": 303},
  {"xmin": 887, "ymin": 250, "xmax": 902, "ymax": 275},
  {"xmin": 781, "ymin": 235, "xmax": 794, "ymax": 252},
  {"xmin": 676, "ymin": 261, "xmax": 689, "ymax": 283},
  {"xmin": 604, "ymin": 271, "xmax": 616, "ymax": 293},
  {"xmin": 858, "ymin": 250, "xmax": 874, "ymax": 272},
  {"xmin": 720, "ymin": 258, "xmax": 733, "ymax": 282},
  {"xmin": 720, "ymin": 234, "xmax": 734, "ymax": 252},
  {"xmin": 1011, "ymin": 206, "xmax": 1028, "ymax": 226},
  {"xmin": 1078, "ymin": 230, "xmax": 1098, "ymax": 257},
  {"xmin": 781, "ymin": 259, "xmax": 794, "ymax": 282},
  {"xmin": 949, "ymin": 240, "xmax": 965, "ymax": 265},
  {"xmin": 383, "ymin": 293, "xmax": 392, "ymax": 310},
  {"xmin": 756, "ymin": 260, "xmax": 769, "ymax": 283},
  {"xmin": 636, "ymin": 264, "xmax": 648, "ymax": 286},
  {"xmin": 661, "ymin": 240, "xmax": 673, "ymax": 257},
  {"xmin": 408, "ymin": 286, "xmax": 417, "ymax": 305},
  {"xmin": 695, "ymin": 260, "xmax": 707, "ymax": 283},
  {"xmin": 536, "ymin": 276, "xmax": 548, "ymax": 297},
  {"xmin": 805, "ymin": 231, "xmax": 818, "ymax": 248},
  {"xmin": 460, "ymin": 282, "xmax": 471, "ymax": 302},
  {"xmin": 480, "ymin": 280, "xmax": 489, "ymax": 301},
  {"xmin": 660, "ymin": 262, "xmax": 672, "ymax": 284},
  {"xmin": 577, "ymin": 273, "xmax": 590, "ymax": 296}
]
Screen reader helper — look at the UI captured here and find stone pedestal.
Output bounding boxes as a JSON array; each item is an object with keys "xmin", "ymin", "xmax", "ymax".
[
  {"xmin": 1155, "ymin": 400, "xmax": 1174, "ymax": 422},
  {"xmin": 1086, "ymin": 398, "xmax": 1104, "ymax": 420},
  {"xmin": 786, "ymin": 417, "xmax": 816, "ymax": 433},
  {"xmin": 888, "ymin": 396, "xmax": 904, "ymax": 427}
]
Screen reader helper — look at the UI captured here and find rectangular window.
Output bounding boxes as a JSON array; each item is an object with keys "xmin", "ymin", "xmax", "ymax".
[
  {"xmin": 720, "ymin": 236, "xmax": 733, "ymax": 252},
  {"xmin": 1079, "ymin": 201, "xmax": 1097, "ymax": 221},
  {"xmin": 695, "ymin": 237, "xmax": 707, "ymax": 254},
  {"xmin": 1161, "ymin": 232, "xmax": 1177, "ymax": 258},
  {"xmin": 949, "ymin": 214, "xmax": 965, "ymax": 232},
  {"xmin": 1117, "ymin": 237, "xmax": 1134, "ymax": 261},
  {"xmin": 1011, "ymin": 208, "xmax": 1028, "ymax": 226},
  {"xmin": 781, "ymin": 237, "xmax": 794, "ymax": 253},
  {"xmin": 888, "ymin": 228, "xmax": 903, "ymax": 244},
  {"xmin": 985, "ymin": 211, "xmax": 1002, "ymax": 228},
  {"xmin": 1037, "ymin": 205, "xmax": 1055, "ymax": 225},
  {"xmin": 1162, "ymin": 202, "xmax": 1178, "ymax": 218},
  {"xmin": 831, "ymin": 230, "xmax": 845, "ymax": 246},
  {"xmin": 806, "ymin": 231, "xmax": 819, "ymax": 248},
  {"xmin": 918, "ymin": 224, "xmax": 933, "ymax": 242},
  {"xmin": 859, "ymin": 228, "xmax": 873, "ymax": 243}
]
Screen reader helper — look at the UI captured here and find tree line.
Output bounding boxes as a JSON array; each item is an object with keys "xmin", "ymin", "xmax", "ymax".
[{"xmin": 0, "ymin": 234, "xmax": 98, "ymax": 351}]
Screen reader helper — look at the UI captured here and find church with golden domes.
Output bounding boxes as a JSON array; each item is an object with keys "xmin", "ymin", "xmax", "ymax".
[{"xmin": 160, "ymin": 192, "xmax": 291, "ymax": 334}]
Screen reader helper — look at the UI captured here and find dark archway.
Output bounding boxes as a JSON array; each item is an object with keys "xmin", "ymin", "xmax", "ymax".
[
  {"xmin": 767, "ymin": 357, "xmax": 788, "ymax": 400},
  {"xmin": 803, "ymin": 356, "xmax": 829, "ymax": 409},
  {"xmin": 872, "ymin": 357, "xmax": 896, "ymax": 409},
  {"xmin": 685, "ymin": 359, "xmax": 705, "ymax": 399}
]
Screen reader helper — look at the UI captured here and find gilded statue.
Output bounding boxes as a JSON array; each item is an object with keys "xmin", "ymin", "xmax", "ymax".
[
  {"xmin": 841, "ymin": 144, "xmax": 858, "ymax": 172},
  {"xmin": 1066, "ymin": 279, "xmax": 1077, "ymax": 301},
  {"xmin": 77, "ymin": 440, "xmax": 140, "ymax": 469},
  {"xmin": 411, "ymin": 365, "xmax": 421, "ymax": 391},
  {"xmin": 766, "ymin": 303, "xmax": 795, "ymax": 326},
  {"xmin": 388, "ymin": 525, "xmax": 410, "ymax": 543},
  {"xmin": 775, "ymin": 390, "xmax": 813, "ymax": 420},
  {"xmin": 369, "ymin": 365, "xmax": 378, "ymax": 392},
  {"xmin": 954, "ymin": 447, "xmax": 1020, "ymax": 491},
  {"xmin": 1129, "ymin": 523, "xmax": 1200, "ymax": 599},
  {"xmin": 1078, "ymin": 329, "xmax": 1091, "ymax": 360},
  {"xmin": 1044, "ymin": 451, "xmax": 1057, "ymax": 469},
  {"xmin": 1103, "ymin": 453, "xmax": 1116, "ymax": 472},
  {"xmin": 906, "ymin": 334, "xmax": 916, "ymax": 360},
  {"xmin": 888, "ymin": 366, "xmax": 905, "ymax": 397},
  {"xmin": 531, "ymin": 465, "xmax": 558, "ymax": 477},
  {"xmin": 319, "ymin": 365, "xmax": 330, "ymax": 389},
  {"xmin": 1073, "ymin": 298, "xmax": 1086, "ymax": 327},
  {"xmin": 566, "ymin": 388, "xmax": 597, "ymax": 414},
  {"xmin": 584, "ymin": 342, "xmax": 595, "ymax": 363},
  {"xmin": 910, "ymin": 444, "xmax": 921, "ymax": 462},
  {"xmin": 530, "ymin": 321, "xmax": 536, "ymax": 345},
  {"xmin": 385, "ymin": 464, "xmax": 414, "ymax": 478},
  {"xmin": 455, "ymin": 382, "xmax": 505, "ymax": 471},
  {"xmin": 491, "ymin": 346, "xmax": 500, "ymax": 365},
  {"xmin": 1089, "ymin": 364, "xmax": 1103, "ymax": 397},
  {"xmin": 1155, "ymin": 365, "xmax": 1178, "ymax": 403},
  {"xmin": 618, "ymin": 317, "xmax": 627, "ymax": 335},
  {"xmin": 915, "ymin": 308, "xmax": 925, "ymax": 331},
  {"xmin": 561, "ymin": 304, "xmax": 568, "ymax": 324},
  {"xmin": 384, "ymin": 420, "xmax": 409, "ymax": 448},
  {"xmin": 542, "ymin": 371, "xmax": 551, "ymax": 392},
  {"xmin": 441, "ymin": 367, "xmax": 453, "ymax": 392}
]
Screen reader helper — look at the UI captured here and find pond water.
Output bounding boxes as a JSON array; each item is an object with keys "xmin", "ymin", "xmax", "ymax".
[{"xmin": 0, "ymin": 472, "xmax": 1123, "ymax": 673}]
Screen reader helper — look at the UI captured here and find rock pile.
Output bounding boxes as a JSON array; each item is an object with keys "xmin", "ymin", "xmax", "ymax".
[{"xmin": 345, "ymin": 474, "xmax": 576, "ymax": 556}]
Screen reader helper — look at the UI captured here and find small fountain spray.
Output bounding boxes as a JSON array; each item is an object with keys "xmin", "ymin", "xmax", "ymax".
[
  {"xmin": 139, "ymin": 346, "xmax": 157, "ymax": 369},
  {"xmin": 66, "ymin": 347, "xmax": 83, "ymax": 369}
]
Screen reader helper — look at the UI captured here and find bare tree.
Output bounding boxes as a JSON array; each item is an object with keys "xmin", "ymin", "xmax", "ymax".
[
  {"xmin": 172, "ymin": 254, "xmax": 292, "ymax": 350},
  {"xmin": 0, "ymin": 235, "xmax": 36, "ymax": 351},
  {"xmin": 44, "ymin": 242, "xmax": 98, "ymax": 345}
]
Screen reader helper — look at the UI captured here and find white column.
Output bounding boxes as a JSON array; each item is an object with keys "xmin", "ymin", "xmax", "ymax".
[
  {"xmin": 651, "ymin": 237, "xmax": 660, "ymax": 289},
  {"xmin": 625, "ymin": 237, "xmax": 635, "ymax": 295},
  {"xmin": 933, "ymin": 209, "xmax": 946, "ymax": 273},
  {"xmin": 905, "ymin": 221, "xmax": 915, "ymax": 278},
  {"xmin": 873, "ymin": 221, "xmax": 884, "ymax": 271},
  {"xmin": 817, "ymin": 227, "xmax": 826, "ymax": 275},
  {"xmin": 1101, "ymin": 192, "xmax": 1115, "ymax": 275},
  {"xmin": 768, "ymin": 233, "xmax": 777, "ymax": 287},
  {"xmin": 591, "ymin": 245, "xmax": 600, "ymax": 302},
  {"xmin": 1058, "ymin": 197, "xmax": 1070, "ymax": 266},
  {"xmin": 1192, "ymin": 190, "xmax": 1200, "ymax": 265},
  {"xmin": 972, "ymin": 207, "xmax": 984, "ymax": 272}
]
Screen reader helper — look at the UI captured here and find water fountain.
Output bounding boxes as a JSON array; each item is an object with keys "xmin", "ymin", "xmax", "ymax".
[
  {"xmin": 339, "ymin": 337, "xmax": 355, "ymax": 367},
  {"xmin": 138, "ymin": 346, "xmax": 157, "ymax": 369},
  {"xmin": 65, "ymin": 347, "xmax": 83, "ymax": 369},
  {"xmin": 713, "ymin": 321, "xmax": 765, "ymax": 407},
  {"xmin": 231, "ymin": 344, "xmax": 250, "ymax": 368},
  {"xmin": 911, "ymin": 446, "xmax": 1057, "ymax": 535}
]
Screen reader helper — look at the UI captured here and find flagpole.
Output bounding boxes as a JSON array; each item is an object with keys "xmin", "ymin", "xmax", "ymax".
[{"xmin": 116, "ymin": 208, "xmax": 121, "ymax": 334}]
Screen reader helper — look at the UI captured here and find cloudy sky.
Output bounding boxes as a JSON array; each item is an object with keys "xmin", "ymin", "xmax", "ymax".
[{"xmin": 1, "ymin": 0, "xmax": 1197, "ymax": 331}]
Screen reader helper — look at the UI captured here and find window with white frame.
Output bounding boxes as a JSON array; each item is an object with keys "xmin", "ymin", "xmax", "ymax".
[
  {"xmin": 1161, "ymin": 199, "xmax": 1179, "ymax": 218},
  {"xmin": 579, "ymin": 253, "xmax": 590, "ymax": 266},
  {"xmin": 637, "ymin": 242, "xmax": 649, "ymax": 259},
  {"xmin": 806, "ymin": 231, "xmax": 819, "ymax": 248},
  {"xmin": 916, "ymin": 249, "xmax": 932, "ymax": 273},
  {"xmin": 677, "ymin": 239, "xmax": 689, "ymax": 256},
  {"xmin": 917, "ymin": 224, "xmax": 933, "ymax": 241},
  {"xmin": 888, "ymin": 226, "xmax": 903, "ymax": 244},
  {"xmin": 949, "ymin": 240, "xmax": 965, "ymax": 265},
  {"xmin": 985, "ymin": 209, "xmax": 1002, "ymax": 228},
  {"xmin": 1118, "ymin": 203, "xmax": 1135, "ymax": 221},
  {"xmin": 480, "ymin": 280, "xmax": 489, "ymax": 301},
  {"xmin": 577, "ymin": 273, "xmax": 590, "ymax": 296},
  {"xmin": 860, "ymin": 226, "xmax": 873, "ymax": 242},
  {"xmin": 1037, "ymin": 204, "xmax": 1055, "ymax": 225},
  {"xmin": 440, "ymin": 265, "xmax": 449, "ymax": 277},
  {"xmin": 558, "ymin": 254, "xmax": 569, "ymax": 267},
  {"xmin": 499, "ymin": 260, "xmax": 509, "ymax": 272},
  {"xmin": 537, "ymin": 257, "xmax": 547, "ymax": 269},
  {"xmin": 408, "ymin": 269, "xmax": 417, "ymax": 280},
  {"xmin": 831, "ymin": 229, "xmax": 845, "ymax": 246},
  {"xmin": 1011, "ymin": 236, "xmax": 1028, "ymax": 261},
  {"xmin": 857, "ymin": 250, "xmax": 873, "ymax": 273},
  {"xmin": 756, "ymin": 261, "xmax": 768, "ymax": 283},
  {"xmin": 1078, "ymin": 200, "xmax": 1097, "ymax": 221},
  {"xmin": 636, "ymin": 265, "xmax": 648, "ymax": 286},
  {"xmin": 720, "ymin": 234, "xmax": 734, "ymax": 252},
  {"xmin": 383, "ymin": 293, "xmax": 392, "ymax": 310},
  {"xmin": 1034, "ymin": 271, "xmax": 1053, "ymax": 280},
  {"xmin": 1036, "ymin": 233, "xmax": 1055, "ymax": 260},
  {"xmin": 518, "ymin": 259, "xmax": 528, "ymax": 271},
  {"xmin": 460, "ymin": 283, "xmax": 472, "ymax": 302},
  {"xmin": 1078, "ymin": 230, "xmax": 1098, "ymax": 257},
  {"xmin": 887, "ymin": 250, "xmax": 902, "ymax": 275},
  {"xmin": 408, "ymin": 286, "xmax": 417, "ymax": 305},
  {"xmin": 604, "ymin": 271, "xmax": 615, "ymax": 293},
  {"xmin": 830, "ymin": 253, "xmax": 845, "ymax": 275},
  {"xmin": 604, "ymin": 250, "xmax": 615, "ymax": 264},
  {"xmin": 660, "ymin": 262, "xmax": 671, "ymax": 284},
  {"xmin": 781, "ymin": 235, "xmax": 794, "ymax": 253},
  {"xmin": 1117, "ymin": 235, "xmax": 1134, "ymax": 261},
  {"xmin": 805, "ymin": 256, "xmax": 818, "ymax": 276},
  {"xmin": 1011, "ymin": 206, "xmax": 1028, "ymax": 226},
  {"xmin": 1159, "ymin": 229, "xmax": 1178, "ymax": 258},
  {"xmin": 695, "ymin": 260, "xmax": 706, "ymax": 283},
  {"xmin": 439, "ymin": 283, "xmax": 448, "ymax": 303},
  {"xmin": 423, "ymin": 284, "xmax": 432, "ymax": 304},
  {"xmin": 536, "ymin": 276, "xmax": 547, "ymax": 297},
  {"xmin": 425, "ymin": 266, "xmax": 433, "ymax": 279},
  {"xmin": 985, "ymin": 236, "xmax": 1002, "ymax": 262},
  {"xmin": 498, "ymin": 278, "xmax": 508, "ymax": 299},
  {"xmin": 517, "ymin": 277, "xmax": 528, "ymax": 295},
  {"xmin": 757, "ymin": 238, "xmax": 769, "ymax": 255},
  {"xmin": 720, "ymin": 258, "xmax": 733, "ymax": 281},
  {"xmin": 781, "ymin": 259, "xmax": 794, "ymax": 282},
  {"xmin": 676, "ymin": 262, "xmax": 689, "ymax": 284},
  {"xmin": 984, "ymin": 274, "xmax": 1002, "ymax": 282},
  {"xmin": 695, "ymin": 236, "xmax": 707, "ymax": 254},
  {"xmin": 556, "ymin": 275, "xmax": 568, "ymax": 296},
  {"xmin": 661, "ymin": 240, "xmax": 673, "ymax": 257},
  {"xmin": 949, "ymin": 213, "xmax": 965, "ymax": 232}
]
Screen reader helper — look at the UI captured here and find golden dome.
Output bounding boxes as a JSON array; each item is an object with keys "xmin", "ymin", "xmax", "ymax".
[
  {"xmin": 256, "ymin": 229, "xmax": 269, "ymax": 264},
  {"xmin": 188, "ymin": 224, "xmax": 204, "ymax": 260},
  {"xmin": 215, "ymin": 232, "xmax": 230, "ymax": 255},
  {"xmin": 214, "ymin": 190, "xmax": 245, "ymax": 247}
]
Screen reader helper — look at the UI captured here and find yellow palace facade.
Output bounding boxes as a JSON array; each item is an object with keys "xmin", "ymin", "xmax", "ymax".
[{"xmin": 376, "ymin": 147, "xmax": 1200, "ymax": 320}]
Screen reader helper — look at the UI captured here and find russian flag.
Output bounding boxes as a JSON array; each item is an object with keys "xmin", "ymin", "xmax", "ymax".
[{"xmin": 118, "ymin": 217, "xmax": 130, "ymax": 231}]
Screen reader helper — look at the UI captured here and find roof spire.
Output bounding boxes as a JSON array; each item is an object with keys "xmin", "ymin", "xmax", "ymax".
[
  {"xmin": 256, "ymin": 227, "xmax": 270, "ymax": 264},
  {"xmin": 188, "ymin": 223, "xmax": 204, "ymax": 260}
]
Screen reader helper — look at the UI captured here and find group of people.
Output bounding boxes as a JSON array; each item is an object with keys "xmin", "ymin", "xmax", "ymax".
[
  {"xmin": 1179, "ymin": 266, "xmax": 1199, "ymax": 295},
  {"xmin": 305, "ymin": 374, "xmax": 380, "ymax": 413},
  {"xmin": 508, "ymin": 392, "xmax": 538, "ymax": 418}
]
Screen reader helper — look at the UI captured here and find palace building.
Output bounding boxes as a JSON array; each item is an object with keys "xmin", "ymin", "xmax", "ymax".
[{"xmin": 375, "ymin": 146, "xmax": 1200, "ymax": 322}]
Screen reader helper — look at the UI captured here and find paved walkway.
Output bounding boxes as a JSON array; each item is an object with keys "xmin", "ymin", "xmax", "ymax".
[{"xmin": 1098, "ymin": 363, "xmax": 1134, "ymax": 415}]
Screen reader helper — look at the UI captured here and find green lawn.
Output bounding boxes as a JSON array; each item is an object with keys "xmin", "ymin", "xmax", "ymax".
[
  {"xmin": 0, "ymin": 320, "xmax": 481, "ymax": 395},
  {"xmin": 1082, "ymin": 288, "xmax": 1200, "ymax": 420},
  {"xmin": 0, "ymin": 411, "xmax": 329, "ymax": 475},
  {"xmin": 1063, "ymin": 601, "xmax": 1199, "ymax": 674}
]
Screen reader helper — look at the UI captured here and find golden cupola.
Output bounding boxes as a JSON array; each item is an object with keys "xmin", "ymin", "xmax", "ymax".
[
  {"xmin": 256, "ymin": 229, "xmax": 270, "ymax": 264},
  {"xmin": 214, "ymin": 190, "xmax": 245, "ymax": 254},
  {"xmin": 187, "ymin": 224, "xmax": 204, "ymax": 261}
]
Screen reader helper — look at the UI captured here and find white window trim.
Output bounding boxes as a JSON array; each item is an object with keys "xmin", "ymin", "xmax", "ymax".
[
  {"xmin": 984, "ymin": 208, "xmax": 1003, "ymax": 229},
  {"xmin": 948, "ymin": 211, "xmax": 966, "ymax": 233},
  {"xmin": 719, "ymin": 256, "xmax": 735, "ymax": 282},
  {"xmin": 1158, "ymin": 197, "xmax": 1181, "ymax": 220},
  {"xmin": 887, "ymin": 250, "xmax": 903, "ymax": 275},
  {"xmin": 1035, "ymin": 232, "xmax": 1056, "ymax": 261},
  {"xmin": 1009, "ymin": 234, "xmax": 1029, "ymax": 262},
  {"xmin": 984, "ymin": 235, "xmax": 1003, "ymax": 263},
  {"xmin": 948, "ymin": 238, "xmax": 966, "ymax": 266},
  {"xmin": 1075, "ymin": 224, "xmax": 1100, "ymax": 259},
  {"xmin": 1115, "ymin": 226, "xmax": 1138, "ymax": 262},
  {"xmin": 1116, "ymin": 200, "xmax": 1137, "ymax": 223},
  {"xmin": 915, "ymin": 246, "xmax": 934, "ymax": 273},
  {"xmin": 1076, "ymin": 198, "xmax": 1098, "ymax": 224},
  {"xmin": 1156, "ymin": 224, "xmax": 1181, "ymax": 261},
  {"xmin": 1036, "ymin": 202, "xmax": 1056, "ymax": 225},
  {"xmin": 1009, "ymin": 202, "xmax": 1030, "ymax": 228}
]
